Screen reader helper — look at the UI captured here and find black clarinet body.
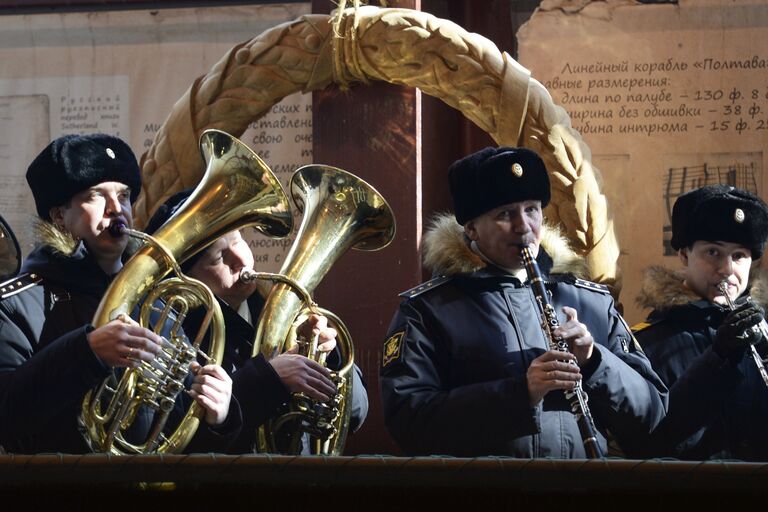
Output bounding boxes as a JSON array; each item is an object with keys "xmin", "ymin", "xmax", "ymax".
[{"xmin": 520, "ymin": 245, "xmax": 604, "ymax": 459}]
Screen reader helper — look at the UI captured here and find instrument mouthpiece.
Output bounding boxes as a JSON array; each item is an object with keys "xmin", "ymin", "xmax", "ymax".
[
  {"xmin": 108, "ymin": 221, "xmax": 127, "ymax": 238},
  {"xmin": 239, "ymin": 268, "xmax": 256, "ymax": 284}
]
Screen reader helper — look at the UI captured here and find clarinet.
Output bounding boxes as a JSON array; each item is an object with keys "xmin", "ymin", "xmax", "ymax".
[
  {"xmin": 717, "ymin": 281, "xmax": 768, "ymax": 387},
  {"xmin": 520, "ymin": 245, "xmax": 604, "ymax": 459}
]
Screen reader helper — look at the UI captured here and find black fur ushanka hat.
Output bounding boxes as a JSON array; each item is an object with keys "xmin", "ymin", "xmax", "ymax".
[
  {"xmin": 671, "ymin": 184, "xmax": 768, "ymax": 259},
  {"xmin": 448, "ymin": 147, "xmax": 551, "ymax": 225},
  {"xmin": 26, "ymin": 133, "xmax": 141, "ymax": 220}
]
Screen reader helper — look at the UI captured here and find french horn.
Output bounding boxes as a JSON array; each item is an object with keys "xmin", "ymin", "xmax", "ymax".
[
  {"xmin": 248, "ymin": 165, "xmax": 395, "ymax": 455},
  {"xmin": 80, "ymin": 129, "xmax": 292, "ymax": 454}
]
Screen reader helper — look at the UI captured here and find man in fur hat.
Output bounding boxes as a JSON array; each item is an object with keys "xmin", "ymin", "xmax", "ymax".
[
  {"xmin": 0, "ymin": 133, "xmax": 238, "ymax": 453},
  {"xmin": 380, "ymin": 147, "xmax": 667, "ymax": 458},
  {"xmin": 634, "ymin": 184, "xmax": 768, "ymax": 460},
  {"xmin": 144, "ymin": 189, "xmax": 368, "ymax": 453}
]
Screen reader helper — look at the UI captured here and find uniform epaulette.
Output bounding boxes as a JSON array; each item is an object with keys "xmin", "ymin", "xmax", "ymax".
[
  {"xmin": 398, "ymin": 275, "xmax": 453, "ymax": 299},
  {"xmin": 572, "ymin": 278, "xmax": 611, "ymax": 295},
  {"xmin": 0, "ymin": 273, "xmax": 43, "ymax": 301},
  {"xmin": 631, "ymin": 318, "xmax": 662, "ymax": 333}
]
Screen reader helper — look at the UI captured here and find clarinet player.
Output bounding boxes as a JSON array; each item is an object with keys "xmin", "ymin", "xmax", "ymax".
[
  {"xmin": 634, "ymin": 185, "xmax": 768, "ymax": 460},
  {"xmin": 380, "ymin": 147, "xmax": 667, "ymax": 458}
]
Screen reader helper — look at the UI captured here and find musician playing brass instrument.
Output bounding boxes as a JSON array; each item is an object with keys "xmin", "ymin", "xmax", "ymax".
[
  {"xmin": 380, "ymin": 147, "xmax": 667, "ymax": 458},
  {"xmin": 635, "ymin": 185, "xmax": 768, "ymax": 460},
  {"xmin": 145, "ymin": 190, "xmax": 368, "ymax": 454},
  {"xmin": 0, "ymin": 134, "xmax": 239, "ymax": 453}
]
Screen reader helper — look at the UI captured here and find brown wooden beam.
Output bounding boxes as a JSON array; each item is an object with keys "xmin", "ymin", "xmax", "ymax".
[
  {"xmin": 311, "ymin": 0, "xmax": 421, "ymax": 456},
  {"xmin": 310, "ymin": 0, "xmax": 522, "ymax": 456}
]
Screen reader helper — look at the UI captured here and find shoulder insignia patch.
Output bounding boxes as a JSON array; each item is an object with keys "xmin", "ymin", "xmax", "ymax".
[
  {"xmin": 0, "ymin": 273, "xmax": 43, "ymax": 301},
  {"xmin": 382, "ymin": 331, "xmax": 405, "ymax": 367},
  {"xmin": 398, "ymin": 275, "xmax": 453, "ymax": 299},
  {"xmin": 631, "ymin": 318, "xmax": 662, "ymax": 334},
  {"xmin": 572, "ymin": 278, "xmax": 611, "ymax": 295},
  {"xmin": 631, "ymin": 321, "xmax": 651, "ymax": 332}
]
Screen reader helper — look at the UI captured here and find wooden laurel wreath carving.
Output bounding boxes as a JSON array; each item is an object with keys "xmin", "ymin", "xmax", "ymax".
[{"xmin": 135, "ymin": 6, "xmax": 621, "ymax": 290}]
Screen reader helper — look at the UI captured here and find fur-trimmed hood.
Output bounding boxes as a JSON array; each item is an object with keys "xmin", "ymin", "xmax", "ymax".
[
  {"xmin": 31, "ymin": 218, "xmax": 143, "ymax": 258},
  {"xmin": 32, "ymin": 218, "xmax": 82, "ymax": 256},
  {"xmin": 636, "ymin": 264, "xmax": 768, "ymax": 311},
  {"xmin": 422, "ymin": 212, "xmax": 588, "ymax": 277},
  {"xmin": 19, "ymin": 218, "xmax": 143, "ymax": 295},
  {"xmin": 30, "ymin": 218, "xmax": 143, "ymax": 258}
]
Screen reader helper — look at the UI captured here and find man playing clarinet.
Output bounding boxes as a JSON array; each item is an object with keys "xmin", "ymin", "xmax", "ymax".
[
  {"xmin": 380, "ymin": 147, "xmax": 667, "ymax": 458},
  {"xmin": 634, "ymin": 185, "xmax": 768, "ymax": 460}
]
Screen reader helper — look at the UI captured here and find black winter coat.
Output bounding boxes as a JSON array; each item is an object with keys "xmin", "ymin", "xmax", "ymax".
[
  {"xmin": 381, "ymin": 250, "xmax": 668, "ymax": 458},
  {"xmin": 0, "ymin": 242, "xmax": 240, "ymax": 454},
  {"xmin": 635, "ymin": 299, "xmax": 768, "ymax": 460},
  {"xmin": 183, "ymin": 292, "xmax": 369, "ymax": 454}
]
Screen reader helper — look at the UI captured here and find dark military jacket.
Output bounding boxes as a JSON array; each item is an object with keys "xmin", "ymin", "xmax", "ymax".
[
  {"xmin": 634, "ymin": 266, "xmax": 768, "ymax": 460},
  {"xmin": 183, "ymin": 292, "xmax": 369, "ymax": 454},
  {"xmin": 0, "ymin": 240, "xmax": 240, "ymax": 454},
  {"xmin": 380, "ymin": 216, "xmax": 667, "ymax": 458}
]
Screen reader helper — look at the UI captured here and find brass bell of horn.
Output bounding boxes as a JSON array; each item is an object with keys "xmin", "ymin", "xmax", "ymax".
[{"xmin": 247, "ymin": 164, "xmax": 395, "ymax": 455}]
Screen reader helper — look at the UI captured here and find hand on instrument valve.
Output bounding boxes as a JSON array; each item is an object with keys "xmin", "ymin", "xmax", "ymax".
[
  {"xmin": 527, "ymin": 350, "xmax": 581, "ymax": 407},
  {"xmin": 87, "ymin": 315, "xmax": 163, "ymax": 368},
  {"xmin": 553, "ymin": 306, "xmax": 595, "ymax": 366},
  {"xmin": 296, "ymin": 313, "xmax": 338, "ymax": 354},
  {"xmin": 269, "ymin": 314, "xmax": 338, "ymax": 403},
  {"xmin": 189, "ymin": 362, "xmax": 233, "ymax": 426},
  {"xmin": 714, "ymin": 301, "xmax": 765, "ymax": 360}
]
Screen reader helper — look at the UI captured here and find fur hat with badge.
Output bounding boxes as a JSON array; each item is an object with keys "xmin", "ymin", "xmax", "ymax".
[
  {"xmin": 26, "ymin": 133, "xmax": 141, "ymax": 221},
  {"xmin": 448, "ymin": 146, "xmax": 551, "ymax": 225},
  {"xmin": 671, "ymin": 184, "xmax": 768, "ymax": 259}
]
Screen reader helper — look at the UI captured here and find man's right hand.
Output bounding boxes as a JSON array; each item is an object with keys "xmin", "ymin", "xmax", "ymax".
[
  {"xmin": 714, "ymin": 302, "xmax": 765, "ymax": 360},
  {"xmin": 269, "ymin": 352, "xmax": 337, "ymax": 403},
  {"xmin": 526, "ymin": 350, "xmax": 581, "ymax": 406},
  {"xmin": 87, "ymin": 317, "xmax": 163, "ymax": 367}
]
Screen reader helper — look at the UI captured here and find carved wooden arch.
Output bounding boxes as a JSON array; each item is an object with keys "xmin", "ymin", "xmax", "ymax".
[{"xmin": 134, "ymin": 6, "xmax": 621, "ymax": 290}]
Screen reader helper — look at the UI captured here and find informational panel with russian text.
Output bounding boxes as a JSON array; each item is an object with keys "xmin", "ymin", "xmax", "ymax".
[
  {"xmin": 0, "ymin": 3, "xmax": 311, "ymax": 267},
  {"xmin": 519, "ymin": 0, "xmax": 768, "ymax": 323}
]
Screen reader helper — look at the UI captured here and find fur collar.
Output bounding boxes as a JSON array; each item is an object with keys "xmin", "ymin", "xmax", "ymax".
[
  {"xmin": 33, "ymin": 218, "xmax": 81, "ymax": 256},
  {"xmin": 422, "ymin": 212, "xmax": 588, "ymax": 277},
  {"xmin": 32, "ymin": 218, "xmax": 142, "ymax": 258},
  {"xmin": 636, "ymin": 264, "xmax": 768, "ymax": 311}
]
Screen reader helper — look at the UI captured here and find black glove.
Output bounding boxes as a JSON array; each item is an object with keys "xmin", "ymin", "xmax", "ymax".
[{"xmin": 714, "ymin": 302, "xmax": 765, "ymax": 360}]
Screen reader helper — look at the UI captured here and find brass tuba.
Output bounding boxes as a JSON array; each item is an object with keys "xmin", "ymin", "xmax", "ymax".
[
  {"xmin": 80, "ymin": 129, "xmax": 292, "ymax": 454},
  {"xmin": 249, "ymin": 165, "xmax": 395, "ymax": 455}
]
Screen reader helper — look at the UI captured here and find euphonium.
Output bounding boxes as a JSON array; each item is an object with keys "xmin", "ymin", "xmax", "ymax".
[
  {"xmin": 520, "ymin": 245, "xmax": 604, "ymax": 459},
  {"xmin": 717, "ymin": 281, "xmax": 768, "ymax": 387},
  {"xmin": 249, "ymin": 165, "xmax": 395, "ymax": 455},
  {"xmin": 80, "ymin": 129, "xmax": 292, "ymax": 454}
]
